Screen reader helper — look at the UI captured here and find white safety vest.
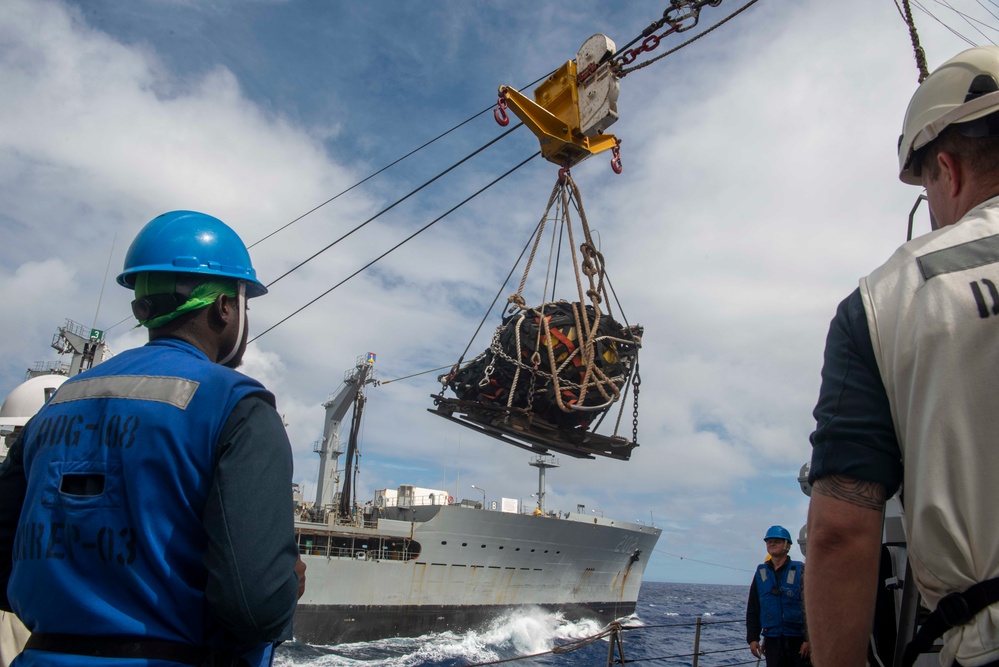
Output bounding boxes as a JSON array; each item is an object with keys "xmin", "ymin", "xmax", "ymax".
[{"xmin": 861, "ymin": 195, "xmax": 999, "ymax": 667}]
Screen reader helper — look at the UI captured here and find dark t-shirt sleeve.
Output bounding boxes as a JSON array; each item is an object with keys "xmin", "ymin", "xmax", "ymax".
[
  {"xmin": 746, "ymin": 574, "xmax": 761, "ymax": 643},
  {"xmin": 0, "ymin": 429, "xmax": 27, "ymax": 612},
  {"xmin": 808, "ymin": 289, "xmax": 902, "ymax": 496},
  {"xmin": 202, "ymin": 395, "xmax": 299, "ymax": 643}
]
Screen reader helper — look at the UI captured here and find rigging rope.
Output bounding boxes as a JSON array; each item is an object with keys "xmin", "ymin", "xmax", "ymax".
[
  {"xmin": 265, "ymin": 123, "xmax": 524, "ymax": 289},
  {"xmin": 910, "ymin": 0, "xmax": 979, "ymax": 46},
  {"xmin": 449, "ymin": 171, "xmax": 638, "ymax": 424},
  {"xmin": 652, "ymin": 546, "xmax": 755, "ymax": 573},
  {"xmin": 446, "ymin": 215, "xmax": 548, "ymax": 377},
  {"xmin": 437, "ymin": 170, "xmax": 642, "ymax": 449},
  {"xmin": 99, "ymin": 5, "xmax": 764, "ymax": 338},
  {"xmin": 241, "ymin": 2, "xmax": 768, "ymax": 339},
  {"xmin": 377, "ymin": 365, "xmax": 454, "ymax": 385},
  {"xmin": 247, "ymin": 110, "xmax": 493, "ymax": 250},
  {"xmin": 899, "ymin": 0, "xmax": 932, "ymax": 81},
  {"xmin": 503, "ymin": 172, "xmax": 625, "ymax": 412},
  {"xmin": 934, "ymin": 0, "xmax": 998, "ymax": 43},
  {"xmin": 248, "ymin": 73, "xmax": 554, "ymax": 250},
  {"xmin": 250, "ymin": 152, "xmax": 540, "ymax": 342}
]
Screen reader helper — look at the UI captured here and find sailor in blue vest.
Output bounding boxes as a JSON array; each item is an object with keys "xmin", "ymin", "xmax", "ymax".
[
  {"xmin": 746, "ymin": 526, "xmax": 809, "ymax": 667},
  {"xmin": 0, "ymin": 211, "xmax": 305, "ymax": 666}
]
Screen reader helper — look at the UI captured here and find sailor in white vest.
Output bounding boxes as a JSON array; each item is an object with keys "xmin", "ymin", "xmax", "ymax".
[{"xmin": 806, "ymin": 46, "xmax": 999, "ymax": 667}]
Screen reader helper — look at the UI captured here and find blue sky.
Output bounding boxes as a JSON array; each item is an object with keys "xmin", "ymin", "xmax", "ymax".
[{"xmin": 0, "ymin": 0, "xmax": 993, "ymax": 585}]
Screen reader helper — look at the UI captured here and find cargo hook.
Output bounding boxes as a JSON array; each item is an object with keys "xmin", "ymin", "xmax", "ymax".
[{"xmin": 494, "ymin": 92, "xmax": 510, "ymax": 127}]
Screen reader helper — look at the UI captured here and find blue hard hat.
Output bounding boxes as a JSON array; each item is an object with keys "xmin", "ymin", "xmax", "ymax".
[
  {"xmin": 117, "ymin": 211, "xmax": 267, "ymax": 297},
  {"xmin": 764, "ymin": 525, "xmax": 792, "ymax": 542}
]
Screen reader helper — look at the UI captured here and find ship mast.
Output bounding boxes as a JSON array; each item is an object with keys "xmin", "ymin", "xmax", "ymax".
[{"xmin": 529, "ymin": 455, "xmax": 559, "ymax": 514}]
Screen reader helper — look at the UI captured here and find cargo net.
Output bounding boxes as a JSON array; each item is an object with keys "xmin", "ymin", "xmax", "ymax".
[{"xmin": 432, "ymin": 171, "xmax": 642, "ymax": 460}]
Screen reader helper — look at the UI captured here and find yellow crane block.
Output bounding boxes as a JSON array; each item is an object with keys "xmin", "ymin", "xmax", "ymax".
[{"xmin": 496, "ymin": 35, "xmax": 621, "ymax": 169}]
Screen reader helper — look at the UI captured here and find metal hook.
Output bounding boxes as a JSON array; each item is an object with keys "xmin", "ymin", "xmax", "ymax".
[
  {"xmin": 610, "ymin": 141, "xmax": 623, "ymax": 174},
  {"xmin": 494, "ymin": 94, "xmax": 510, "ymax": 127}
]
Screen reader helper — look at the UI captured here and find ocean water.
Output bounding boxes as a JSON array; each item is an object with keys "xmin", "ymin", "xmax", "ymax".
[{"xmin": 276, "ymin": 581, "xmax": 753, "ymax": 667}]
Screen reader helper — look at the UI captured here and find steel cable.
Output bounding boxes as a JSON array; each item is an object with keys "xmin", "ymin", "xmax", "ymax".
[
  {"xmin": 248, "ymin": 73, "xmax": 554, "ymax": 250},
  {"xmin": 265, "ymin": 124, "xmax": 524, "ymax": 288},
  {"xmin": 251, "ymin": 152, "xmax": 540, "ymax": 342}
]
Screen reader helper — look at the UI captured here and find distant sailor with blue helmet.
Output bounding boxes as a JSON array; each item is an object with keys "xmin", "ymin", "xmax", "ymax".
[
  {"xmin": 0, "ymin": 211, "xmax": 305, "ymax": 666},
  {"xmin": 746, "ymin": 525, "xmax": 810, "ymax": 667}
]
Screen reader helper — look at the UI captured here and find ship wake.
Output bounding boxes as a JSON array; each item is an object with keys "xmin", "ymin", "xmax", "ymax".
[{"xmin": 276, "ymin": 607, "xmax": 608, "ymax": 666}]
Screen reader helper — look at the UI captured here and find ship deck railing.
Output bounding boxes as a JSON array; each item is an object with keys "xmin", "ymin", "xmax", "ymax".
[{"xmin": 454, "ymin": 617, "xmax": 751, "ymax": 667}]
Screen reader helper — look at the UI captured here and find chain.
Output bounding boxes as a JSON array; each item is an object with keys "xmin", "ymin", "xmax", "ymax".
[
  {"xmin": 632, "ymin": 363, "xmax": 641, "ymax": 445},
  {"xmin": 614, "ymin": 0, "xmax": 724, "ymax": 67},
  {"xmin": 479, "ymin": 329, "xmax": 502, "ymax": 388},
  {"xmin": 525, "ymin": 352, "xmax": 540, "ymax": 419},
  {"xmin": 615, "ymin": 0, "xmax": 761, "ymax": 78}
]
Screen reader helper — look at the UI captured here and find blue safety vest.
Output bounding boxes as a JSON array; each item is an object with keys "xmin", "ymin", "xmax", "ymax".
[
  {"xmin": 9, "ymin": 338, "xmax": 277, "ymax": 666},
  {"xmin": 755, "ymin": 560, "xmax": 805, "ymax": 637}
]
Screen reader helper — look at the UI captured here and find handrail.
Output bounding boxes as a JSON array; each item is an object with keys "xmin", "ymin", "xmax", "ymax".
[{"xmin": 448, "ymin": 615, "xmax": 753, "ymax": 667}]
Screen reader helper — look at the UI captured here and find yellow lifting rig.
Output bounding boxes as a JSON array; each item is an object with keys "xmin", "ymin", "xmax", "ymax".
[{"xmin": 494, "ymin": 34, "xmax": 624, "ymax": 173}]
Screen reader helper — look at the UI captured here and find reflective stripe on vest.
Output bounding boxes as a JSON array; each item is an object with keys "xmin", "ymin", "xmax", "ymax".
[{"xmin": 49, "ymin": 375, "xmax": 199, "ymax": 409}]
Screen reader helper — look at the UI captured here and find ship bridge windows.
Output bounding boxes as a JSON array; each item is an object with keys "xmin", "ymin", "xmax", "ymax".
[{"xmin": 297, "ymin": 532, "xmax": 421, "ymax": 561}]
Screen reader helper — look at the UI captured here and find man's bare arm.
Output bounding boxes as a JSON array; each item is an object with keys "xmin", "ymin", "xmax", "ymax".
[{"xmin": 806, "ymin": 475, "xmax": 886, "ymax": 667}]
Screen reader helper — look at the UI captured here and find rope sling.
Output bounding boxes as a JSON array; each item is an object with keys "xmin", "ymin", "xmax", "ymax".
[{"xmin": 434, "ymin": 171, "xmax": 642, "ymax": 460}]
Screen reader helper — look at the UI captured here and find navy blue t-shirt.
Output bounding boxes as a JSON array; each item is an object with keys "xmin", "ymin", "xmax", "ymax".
[{"xmin": 808, "ymin": 288, "xmax": 903, "ymax": 497}]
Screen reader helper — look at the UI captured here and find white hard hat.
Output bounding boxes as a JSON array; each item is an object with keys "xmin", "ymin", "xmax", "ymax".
[
  {"xmin": 898, "ymin": 46, "xmax": 999, "ymax": 185},
  {"xmin": 0, "ymin": 375, "xmax": 68, "ymax": 432}
]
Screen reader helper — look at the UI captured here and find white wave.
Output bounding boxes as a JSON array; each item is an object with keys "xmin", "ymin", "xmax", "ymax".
[{"xmin": 276, "ymin": 607, "xmax": 607, "ymax": 666}]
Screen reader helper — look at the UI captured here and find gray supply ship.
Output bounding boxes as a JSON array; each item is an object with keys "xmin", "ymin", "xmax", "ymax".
[{"xmin": 292, "ymin": 355, "xmax": 662, "ymax": 645}]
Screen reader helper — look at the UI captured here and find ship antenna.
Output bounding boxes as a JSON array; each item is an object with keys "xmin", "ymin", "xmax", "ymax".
[{"xmin": 91, "ymin": 233, "xmax": 117, "ymax": 333}]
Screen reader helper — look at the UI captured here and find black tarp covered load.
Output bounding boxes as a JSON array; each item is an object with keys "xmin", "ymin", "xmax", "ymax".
[{"xmin": 445, "ymin": 300, "xmax": 641, "ymax": 430}]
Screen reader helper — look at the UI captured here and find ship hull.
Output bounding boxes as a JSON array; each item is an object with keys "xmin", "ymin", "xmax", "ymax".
[
  {"xmin": 294, "ymin": 600, "xmax": 635, "ymax": 645},
  {"xmin": 293, "ymin": 504, "xmax": 661, "ymax": 645}
]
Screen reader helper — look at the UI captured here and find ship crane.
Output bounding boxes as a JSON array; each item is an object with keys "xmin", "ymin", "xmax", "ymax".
[
  {"xmin": 48, "ymin": 318, "xmax": 111, "ymax": 377},
  {"xmin": 312, "ymin": 353, "xmax": 377, "ymax": 520}
]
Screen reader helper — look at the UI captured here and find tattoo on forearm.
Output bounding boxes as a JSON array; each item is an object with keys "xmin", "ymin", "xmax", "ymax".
[{"xmin": 813, "ymin": 475, "xmax": 887, "ymax": 510}]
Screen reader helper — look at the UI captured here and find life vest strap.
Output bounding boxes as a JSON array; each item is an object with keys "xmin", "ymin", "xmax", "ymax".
[
  {"xmin": 25, "ymin": 633, "xmax": 248, "ymax": 666},
  {"xmin": 902, "ymin": 576, "xmax": 999, "ymax": 667}
]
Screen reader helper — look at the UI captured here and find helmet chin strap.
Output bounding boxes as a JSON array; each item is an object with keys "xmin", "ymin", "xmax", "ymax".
[{"xmin": 218, "ymin": 282, "xmax": 246, "ymax": 366}]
